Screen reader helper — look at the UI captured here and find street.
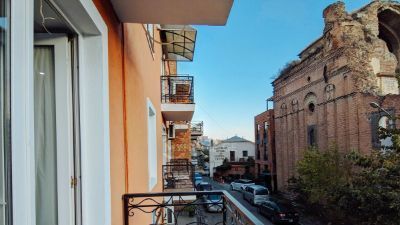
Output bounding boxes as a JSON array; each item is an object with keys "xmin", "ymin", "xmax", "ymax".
[{"xmin": 203, "ymin": 177, "xmax": 273, "ymax": 225}]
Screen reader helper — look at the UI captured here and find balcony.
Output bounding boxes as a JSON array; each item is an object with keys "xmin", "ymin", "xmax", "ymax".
[
  {"xmin": 161, "ymin": 76, "xmax": 195, "ymax": 122},
  {"xmin": 163, "ymin": 160, "xmax": 195, "ymax": 192},
  {"xmin": 123, "ymin": 191, "xmax": 264, "ymax": 225},
  {"xmin": 190, "ymin": 121, "xmax": 203, "ymax": 138}
]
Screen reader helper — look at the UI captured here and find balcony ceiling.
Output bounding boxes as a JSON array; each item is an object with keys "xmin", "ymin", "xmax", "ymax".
[
  {"xmin": 110, "ymin": 0, "xmax": 234, "ymax": 25},
  {"xmin": 161, "ymin": 103, "xmax": 195, "ymax": 121}
]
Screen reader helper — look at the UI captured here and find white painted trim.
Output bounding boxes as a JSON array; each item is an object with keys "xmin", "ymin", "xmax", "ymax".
[
  {"xmin": 11, "ymin": 0, "xmax": 110, "ymax": 225},
  {"xmin": 147, "ymin": 99, "xmax": 158, "ymax": 191},
  {"xmin": 11, "ymin": 0, "xmax": 35, "ymax": 224},
  {"xmin": 73, "ymin": 1, "xmax": 110, "ymax": 225}
]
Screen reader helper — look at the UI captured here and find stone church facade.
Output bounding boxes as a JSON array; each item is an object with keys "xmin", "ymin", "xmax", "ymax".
[{"xmin": 272, "ymin": 1, "xmax": 400, "ymax": 189}]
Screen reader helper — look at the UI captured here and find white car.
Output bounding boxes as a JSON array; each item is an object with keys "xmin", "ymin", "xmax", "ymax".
[
  {"xmin": 230, "ymin": 179, "xmax": 255, "ymax": 191},
  {"xmin": 243, "ymin": 185, "xmax": 269, "ymax": 205}
]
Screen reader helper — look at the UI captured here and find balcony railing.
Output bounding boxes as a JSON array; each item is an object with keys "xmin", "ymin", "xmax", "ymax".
[
  {"xmin": 163, "ymin": 161, "xmax": 195, "ymax": 191},
  {"xmin": 161, "ymin": 75, "xmax": 194, "ymax": 104},
  {"xmin": 190, "ymin": 121, "xmax": 203, "ymax": 136},
  {"xmin": 123, "ymin": 191, "xmax": 264, "ymax": 225}
]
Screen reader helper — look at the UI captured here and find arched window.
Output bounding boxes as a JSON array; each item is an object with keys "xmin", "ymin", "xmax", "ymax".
[
  {"xmin": 378, "ymin": 9, "xmax": 400, "ymax": 69},
  {"xmin": 304, "ymin": 92, "xmax": 317, "ymax": 113}
]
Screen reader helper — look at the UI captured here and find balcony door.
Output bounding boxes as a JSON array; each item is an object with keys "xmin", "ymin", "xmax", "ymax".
[{"xmin": 34, "ymin": 35, "xmax": 78, "ymax": 225}]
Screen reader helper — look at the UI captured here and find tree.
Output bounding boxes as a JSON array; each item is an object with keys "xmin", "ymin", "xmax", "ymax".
[
  {"xmin": 290, "ymin": 116, "xmax": 400, "ymax": 225},
  {"xmin": 338, "ymin": 116, "xmax": 400, "ymax": 225}
]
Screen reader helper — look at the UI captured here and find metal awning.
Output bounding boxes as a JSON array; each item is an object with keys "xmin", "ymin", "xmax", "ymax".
[
  {"xmin": 160, "ymin": 25, "xmax": 197, "ymax": 61},
  {"xmin": 110, "ymin": 0, "xmax": 234, "ymax": 25}
]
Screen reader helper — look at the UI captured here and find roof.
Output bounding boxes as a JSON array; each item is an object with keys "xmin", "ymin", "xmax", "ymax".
[{"xmin": 222, "ymin": 135, "xmax": 252, "ymax": 143}]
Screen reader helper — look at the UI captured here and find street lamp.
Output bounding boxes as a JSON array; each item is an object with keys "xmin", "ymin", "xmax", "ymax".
[
  {"xmin": 370, "ymin": 101, "xmax": 396, "ymax": 131},
  {"xmin": 369, "ymin": 102, "xmax": 393, "ymax": 119}
]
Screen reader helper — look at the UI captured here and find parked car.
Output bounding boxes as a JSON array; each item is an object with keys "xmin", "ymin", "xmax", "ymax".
[
  {"xmin": 230, "ymin": 179, "xmax": 255, "ymax": 191},
  {"xmin": 242, "ymin": 185, "xmax": 269, "ymax": 205},
  {"xmin": 196, "ymin": 182, "xmax": 212, "ymax": 191},
  {"xmin": 203, "ymin": 194, "xmax": 223, "ymax": 212},
  {"xmin": 257, "ymin": 198, "xmax": 299, "ymax": 224}
]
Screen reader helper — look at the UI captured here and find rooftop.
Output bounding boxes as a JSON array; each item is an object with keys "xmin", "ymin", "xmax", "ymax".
[{"xmin": 223, "ymin": 135, "xmax": 252, "ymax": 143}]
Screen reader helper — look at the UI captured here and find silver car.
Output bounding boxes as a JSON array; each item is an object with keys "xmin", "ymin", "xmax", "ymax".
[
  {"xmin": 243, "ymin": 185, "xmax": 269, "ymax": 205},
  {"xmin": 230, "ymin": 179, "xmax": 255, "ymax": 191}
]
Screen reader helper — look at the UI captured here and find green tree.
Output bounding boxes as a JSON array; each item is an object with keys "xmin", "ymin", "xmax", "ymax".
[
  {"xmin": 338, "ymin": 116, "xmax": 400, "ymax": 225},
  {"xmin": 290, "ymin": 116, "xmax": 400, "ymax": 225}
]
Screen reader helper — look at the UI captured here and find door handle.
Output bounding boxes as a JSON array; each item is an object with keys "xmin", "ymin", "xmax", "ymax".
[{"xmin": 70, "ymin": 176, "xmax": 78, "ymax": 188}]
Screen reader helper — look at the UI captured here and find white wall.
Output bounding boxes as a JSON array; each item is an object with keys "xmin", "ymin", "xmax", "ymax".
[{"xmin": 209, "ymin": 141, "xmax": 255, "ymax": 177}]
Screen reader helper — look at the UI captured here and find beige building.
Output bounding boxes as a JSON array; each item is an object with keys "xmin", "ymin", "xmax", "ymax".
[{"xmin": 272, "ymin": 1, "xmax": 400, "ymax": 190}]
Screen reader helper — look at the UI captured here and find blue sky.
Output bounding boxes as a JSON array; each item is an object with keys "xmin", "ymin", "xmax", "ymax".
[{"xmin": 179, "ymin": 0, "xmax": 370, "ymax": 141}]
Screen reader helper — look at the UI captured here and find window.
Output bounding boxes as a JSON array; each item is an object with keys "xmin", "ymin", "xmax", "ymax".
[
  {"xmin": 0, "ymin": 0, "xmax": 10, "ymax": 223},
  {"xmin": 147, "ymin": 99, "xmax": 157, "ymax": 191},
  {"xmin": 242, "ymin": 150, "xmax": 248, "ymax": 157},
  {"xmin": 166, "ymin": 208, "xmax": 174, "ymax": 224},
  {"xmin": 307, "ymin": 125, "xmax": 317, "ymax": 146},
  {"xmin": 144, "ymin": 24, "xmax": 155, "ymax": 53},
  {"xmin": 323, "ymin": 65, "xmax": 328, "ymax": 83},
  {"xmin": 308, "ymin": 102, "xmax": 315, "ymax": 112},
  {"xmin": 230, "ymin": 151, "xmax": 235, "ymax": 162}
]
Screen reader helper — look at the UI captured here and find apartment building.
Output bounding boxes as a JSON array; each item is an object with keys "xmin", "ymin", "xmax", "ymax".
[
  {"xmin": 254, "ymin": 109, "xmax": 277, "ymax": 191},
  {"xmin": 4, "ymin": 0, "xmax": 237, "ymax": 225}
]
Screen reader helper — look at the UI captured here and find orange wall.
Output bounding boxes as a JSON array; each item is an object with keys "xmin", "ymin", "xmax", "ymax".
[
  {"xmin": 92, "ymin": 1, "xmax": 126, "ymax": 224},
  {"xmin": 93, "ymin": 1, "xmax": 165, "ymax": 224}
]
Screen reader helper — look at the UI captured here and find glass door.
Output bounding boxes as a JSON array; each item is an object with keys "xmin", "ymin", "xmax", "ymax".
[
  {"xmin": 34, "ymin": 35, "xmax": 76, "ymax": 225},
  {"xmin": 0, "ymin": 0, "xmax": 10, "ymax": 224}
]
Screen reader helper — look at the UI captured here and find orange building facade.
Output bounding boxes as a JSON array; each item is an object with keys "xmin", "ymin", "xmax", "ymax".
[{"xmin": 92, "ymin": 1, "xmax": 233, "ymax": 224}]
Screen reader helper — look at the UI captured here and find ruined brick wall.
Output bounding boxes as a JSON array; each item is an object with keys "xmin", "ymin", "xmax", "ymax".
[{"xmin": 273, "ymin": 1, "xmax": 400, "ymax": 190}]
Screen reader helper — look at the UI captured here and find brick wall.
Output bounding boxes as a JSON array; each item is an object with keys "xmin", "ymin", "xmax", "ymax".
[
  {"xmin": 254, "ymin": 109, "xmax": 277, "ymax": 190},
  {"xmin": 272, "ymin": 1, "xmax": 400, "ymax": 190},
  {"xmin": 172, "ymin": 127, "xmax": 192, "ymax": 160}
]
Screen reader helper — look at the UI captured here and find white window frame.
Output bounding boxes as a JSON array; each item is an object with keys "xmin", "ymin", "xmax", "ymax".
[
  {"xmin": 147, "ymin": 99, "xmax": 158, "ymax": 191},
  {"xmin": 11, "ymin": 1, "xmax": 110, "ymax": 225}
]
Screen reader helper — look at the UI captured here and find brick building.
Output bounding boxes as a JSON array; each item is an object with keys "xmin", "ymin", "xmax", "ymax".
[
  {"xmin": 254, "ymin": 109, "xmax": 277, "ymax": 191},
  {"xmin": 272, "ymin": 1, "xmax": 400, "ymax": 190}
]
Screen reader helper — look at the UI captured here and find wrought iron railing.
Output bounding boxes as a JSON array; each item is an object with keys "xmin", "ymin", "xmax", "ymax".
[
  {"xmin": 190, "ymin": 121, "xmax": 203, "ymax": 136},
  {"xmin": 163, "ymin": 162, "xmax": 195, "ymax": 191},
  {"xmin": 161, "ymin": 75, "xmax": 194, "ymax": 104},
  {"xmin": 122, "ymin": 191, "xmax": 264, "ymax": 225}
]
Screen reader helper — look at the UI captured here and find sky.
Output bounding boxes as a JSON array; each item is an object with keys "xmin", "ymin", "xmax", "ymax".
[{"xmin": 178, "ymin": 0, "xmax": 371, "ymax": 142}]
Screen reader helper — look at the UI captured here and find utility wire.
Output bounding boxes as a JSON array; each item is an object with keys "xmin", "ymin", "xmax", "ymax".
[{"xmin": 197, "ymin": 103, "xmax": 234, "ymax": 138}]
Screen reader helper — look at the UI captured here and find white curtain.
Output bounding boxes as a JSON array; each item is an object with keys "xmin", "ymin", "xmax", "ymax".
[{"xmin": 34, "ymin": 46, "xmax": 58, "ymax": 225}]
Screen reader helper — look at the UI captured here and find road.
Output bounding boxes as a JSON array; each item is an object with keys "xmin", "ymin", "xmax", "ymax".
[{"xmin": 202, "ymin": 177, "xmax": 274, "ymax": 225}]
